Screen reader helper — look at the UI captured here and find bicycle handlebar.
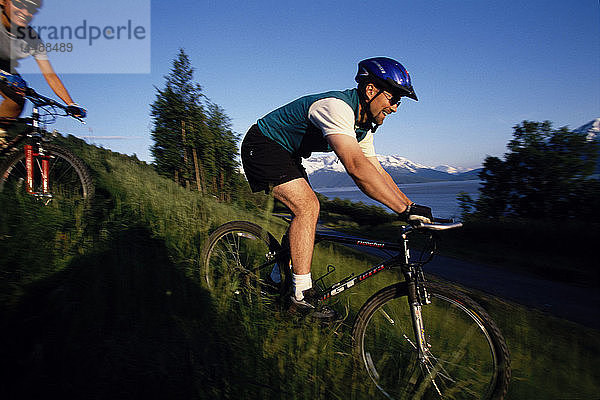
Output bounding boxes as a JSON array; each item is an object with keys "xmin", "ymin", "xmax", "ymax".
[
  {"xmin": 431, "ymin": 217, "xmax": 454, "ymax": 224},
  {"xmin": 416, "ymin": 221, "xmax": 463, "ymax": 231},
  {"xmin": 1, "ymin": 75, "xmax": 82, "ymax": 119},
  {"xmin": 24, "ymin": 87, "xmax": 65, "ymax": 109},
  {"xmin": 406, "ymin": 219, "xmax": 463, "ymax": 232}
]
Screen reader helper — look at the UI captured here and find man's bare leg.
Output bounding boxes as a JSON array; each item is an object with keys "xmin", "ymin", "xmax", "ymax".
[
  {"xmin": 272, "ymin": 178, "xmax": 320, "ymax": 298},
  {"xmin": 272, "ymin": 178, "xmax": 320, "ymax": 275},
  {"xmin": 0, "ymin": 94, "xmax": 24, "ymax": 118},
  {"xmin": 0, "ymin": 95, "xmax": 24, "ymax": 149}
]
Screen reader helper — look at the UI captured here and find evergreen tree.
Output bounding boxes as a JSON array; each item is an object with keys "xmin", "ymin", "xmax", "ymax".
[
  {"xmin": 150, "ymin": 49, "xmax": 206, "ymax": 185},
  {"xmin": 205, "ymin": 102, "xmax": 240, "ymax": 201},
  {"xmin": 150, "ymin": 49, "xmax": 242, "ymax": 200}
]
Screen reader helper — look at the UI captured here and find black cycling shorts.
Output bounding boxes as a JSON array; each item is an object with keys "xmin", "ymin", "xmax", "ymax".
[{"xmin": 241, "ymin": 124, "xmax": 308, "ymax": 193}]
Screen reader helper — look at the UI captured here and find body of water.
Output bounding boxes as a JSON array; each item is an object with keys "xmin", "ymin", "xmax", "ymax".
[{"xmin": 316, "ymin": 180, "xmax": 481, "ymax": 219}]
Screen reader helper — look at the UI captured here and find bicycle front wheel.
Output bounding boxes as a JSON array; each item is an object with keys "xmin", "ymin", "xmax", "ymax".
[
  {"xmin": 201, "ymin": 221, "xmax": 285, "ymax": 302},
  {"xmin": 0, "ymin": 143, "xmax": 94, "ymax": 203},
  {"xmin": 352, "ymin": 282, "xmax": 510, "ymax": 400}
]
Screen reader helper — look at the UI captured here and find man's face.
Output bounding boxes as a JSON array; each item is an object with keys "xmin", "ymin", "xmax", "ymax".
[
  {"xmin": 366, "ymin": 84, "xmax": 400, "ymax": 126},
  {"xmin": 3, "ymin": 0, "xmax": 38, "ymax": 27}
]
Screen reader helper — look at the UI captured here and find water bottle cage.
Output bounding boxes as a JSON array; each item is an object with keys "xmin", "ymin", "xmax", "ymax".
[{"xmin": 314, "ymin": 264, "xmax": 338, "ymax": 292}]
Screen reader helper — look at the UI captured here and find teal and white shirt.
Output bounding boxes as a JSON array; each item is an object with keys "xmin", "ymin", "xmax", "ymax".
[{"xmin": 257, "ymin": 88, "xmax": 375, "ymax": 158}]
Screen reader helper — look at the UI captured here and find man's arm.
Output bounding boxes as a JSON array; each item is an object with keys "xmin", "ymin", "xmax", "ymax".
[
  {"xmin": 35, "ymin": 58, "xmax": 75, "ymax": 105},
  {"xmin": 326, "ymin": 134, "xmax": 411, "ymax": 214},
  {"xmin": 366, "ymin": 155, "xmax": 413, "ymax": 205}
]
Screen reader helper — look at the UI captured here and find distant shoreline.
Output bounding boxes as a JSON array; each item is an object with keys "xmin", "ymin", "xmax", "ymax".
[
  {"xmin": 314, "ymin": 178, "xmax": 481, "ymax": 192},
  {"xmin": 315, "ymin": 179, "xmax": 482, "ymax": 219}
]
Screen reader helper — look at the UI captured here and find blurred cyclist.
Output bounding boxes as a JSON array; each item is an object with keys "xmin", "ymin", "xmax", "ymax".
[{"xmin": 0, "ymin": 0, "xmax": 85, "ymax": 149}]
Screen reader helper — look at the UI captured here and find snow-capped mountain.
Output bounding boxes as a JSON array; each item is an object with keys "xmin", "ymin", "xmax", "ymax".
[
  {"xmin": 302, "ymin": 153, "xmax": 430, "ymax": 175},
  {"xmin": 303, "ymin": 119, "xmax": 600, "ymax": 187},
  {"xmin": 574, "ymin": 118, "xmax": 600, "ymax": 142},
  {"xmin": 574, "ymin": 118, "xmax": 600, "ymax": 175},
  {"xmin": 303, "ymin": 154, "xmax": 479, "ymax": 188},
  {"xmin": 434, "ymin": 165, "xmax": 476, "ymax": 174},
  {"xmin": 301, "ymin": 154, "xmax": 347, "ymax": 175}
]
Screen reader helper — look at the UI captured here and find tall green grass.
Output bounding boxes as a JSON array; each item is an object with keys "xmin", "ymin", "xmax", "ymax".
[{"xmin": 1, "ymin": 136, "xmax": 598, "ymax": 399}]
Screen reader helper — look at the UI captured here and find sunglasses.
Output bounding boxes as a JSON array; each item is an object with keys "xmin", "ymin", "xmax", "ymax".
[
  {"xmin": 11, "ymin": 0, "xmax": 40, "ymax": 14},
  {"xmin": 382, "ymin": 91, "xmax": 402, "ymax": 107}
]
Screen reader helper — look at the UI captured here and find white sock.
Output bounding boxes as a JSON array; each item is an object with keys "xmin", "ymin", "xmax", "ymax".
[{"xmin": 292, "ymin": 272, "xmax": 312, "ymax": 301}]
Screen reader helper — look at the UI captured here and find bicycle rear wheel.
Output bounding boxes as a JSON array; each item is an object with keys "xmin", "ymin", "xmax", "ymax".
[
  {"xmin": 0, "ymin": 143, "xmax": 94, "ymax": 203},
  {"xmin": 201, "ymin": 221, "xmax": 285, "ymax": 302},
  {"xmin": 352, "ymin": 282, "xmax": 510, "ymax": 400}
]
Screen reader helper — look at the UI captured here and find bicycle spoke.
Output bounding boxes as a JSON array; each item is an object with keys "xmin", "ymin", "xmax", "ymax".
[{"xmin": 202, "ymin": 223, "xmax": 281, "ymax": 306}]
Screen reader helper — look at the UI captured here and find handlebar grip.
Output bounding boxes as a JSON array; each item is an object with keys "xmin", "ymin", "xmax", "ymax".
[
  {"xmin": 432, "ymin": 217, "xmax": 454, "ymax": 223},
  {"xmin": 66, "ymin": 105, "xmax": 86, "ymax": 118}
]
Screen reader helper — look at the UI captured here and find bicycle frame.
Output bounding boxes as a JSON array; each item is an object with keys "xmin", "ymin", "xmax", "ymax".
[
  {"xmin": 263, "ymin": 222, "xmax": 459, "ymax": 360},
  {"xmin": 311, "ymin": 230, "xmax": 405, "ymax": 302}
]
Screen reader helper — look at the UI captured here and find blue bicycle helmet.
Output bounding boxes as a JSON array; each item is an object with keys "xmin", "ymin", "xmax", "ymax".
[{"xmin": 355, "ymin": 57, "xmax": 418, "ymax": 101}]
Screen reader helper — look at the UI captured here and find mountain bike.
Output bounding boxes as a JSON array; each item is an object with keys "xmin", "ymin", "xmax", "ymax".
[
  {"xmin": 0, "ymin": 85, "xmax": 93, "ymax": 204},
  {"xmin": 201, "ymin": 218, "xmax": 511, "ymax": 399}
]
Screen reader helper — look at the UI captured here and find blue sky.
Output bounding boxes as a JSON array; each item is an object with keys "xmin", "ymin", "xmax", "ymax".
[{"xmin": 18, "ymin": 0, "xmax": 600, "ymax": 169}]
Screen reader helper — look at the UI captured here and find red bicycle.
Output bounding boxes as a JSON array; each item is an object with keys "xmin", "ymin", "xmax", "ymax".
[{"xmin": 0, "ymin": 86, "xmax": 93, "ymax": 204}]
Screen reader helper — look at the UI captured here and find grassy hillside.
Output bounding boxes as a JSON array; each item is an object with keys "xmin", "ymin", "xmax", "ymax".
[{"xmin": 1, "ymin": 135, "xmax": 598, "ymax": 399}]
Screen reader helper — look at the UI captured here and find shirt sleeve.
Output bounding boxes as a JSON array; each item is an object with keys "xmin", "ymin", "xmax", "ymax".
[
  {"xmin": 308, "ymin": 98, "xmax": 356, "ymax": 138},
  {"xmin": 21, "ymin": 28, "xmax": 48, "ymax": 61},
  {"xmin": 308, "ymin": 97, "xmax": 375, "ymax": 157},
  {"xmin": 358, "ymin": 130, "xmax": 376, "ymax": 158}
]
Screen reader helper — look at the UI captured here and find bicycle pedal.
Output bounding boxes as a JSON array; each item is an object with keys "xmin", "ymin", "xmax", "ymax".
[{"xmin": 288, "ymin": 296, "xmax": 339, "ymax": 322}]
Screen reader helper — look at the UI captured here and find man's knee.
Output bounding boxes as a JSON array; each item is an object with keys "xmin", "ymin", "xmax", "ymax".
[
  {"xmin": 0, "ymin": 96, "xmax": 25, "ymax": 117},
  {"xmin": 309, "ymin": 194, "xmax": 320, "ymax": 217},
  {"xmin": 300, "ymin": 193, "xmax": 320, "ymax": 220},
  {"xmin": 291, "ymin": 192, "xmax": 320, "ymax": 220},
  {"xmin": 273, "ymin": 179, "xmax": 320, "ymax": 220}
]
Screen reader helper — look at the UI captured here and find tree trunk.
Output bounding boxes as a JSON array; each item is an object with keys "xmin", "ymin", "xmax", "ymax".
[
  {"xmin": 181, "ymin": 121, "xmax": 190, "ymax": 188},
  {"xmin": 192, "ymin": 147, "xmax": 204, "ymax": 193}
]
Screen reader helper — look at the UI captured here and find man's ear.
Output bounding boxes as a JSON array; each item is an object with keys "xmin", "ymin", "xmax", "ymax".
[{"xmin": 364, "ymin": 83, "xmax": 378, "ymax": 101}]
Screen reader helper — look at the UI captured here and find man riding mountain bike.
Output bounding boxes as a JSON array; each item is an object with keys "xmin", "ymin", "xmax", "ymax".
[
  {"xmin": 0, "ymin": 0, "xmax": 85, "ymax": 150},
  {"xmin": 241, "ymin": 57, "xmax": 434, "ymax": 319}
]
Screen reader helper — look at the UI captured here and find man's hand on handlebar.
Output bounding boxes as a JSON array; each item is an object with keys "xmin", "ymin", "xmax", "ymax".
[
  {"xmin": 66, "ymin": 104, "xmax": 87, "ymax": 118},
  {"xmin": 399, "ymin": 203, "xmax": 433, "ymax": 224}
]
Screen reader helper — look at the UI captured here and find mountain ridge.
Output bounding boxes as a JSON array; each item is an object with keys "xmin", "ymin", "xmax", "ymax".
[
  {"xmin": 304, "ymin": 119, "xmax": 599, "ymax": 188},
  {"xmin": 303, "ymin": 153, "xmax": 481, "ymax": 188}
]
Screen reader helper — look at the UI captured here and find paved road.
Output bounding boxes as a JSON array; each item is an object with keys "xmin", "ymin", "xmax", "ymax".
[
  {"xmin": 424, "ymin": 255, "xmax": 600, "ymax": 329},
  {"xmin": 320, "ymin": 227, "xmax": 600, "ymax": 329}
]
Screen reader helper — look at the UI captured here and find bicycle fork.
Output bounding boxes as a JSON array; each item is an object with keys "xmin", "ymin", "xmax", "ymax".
[
  {"xmin": 24, "ymin": 144, "xmax": 52, "ymax": 202},
  {"xmin": 401, "ymin": 233, "xmax": 432, "ymax": 361},
  {"xmin": 407, "ymin": 283, "xmax": 430, "ymax": 360},
  {"xmin": 406, "ymin": 277, "xmax": 449, "ymax": 396}
]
